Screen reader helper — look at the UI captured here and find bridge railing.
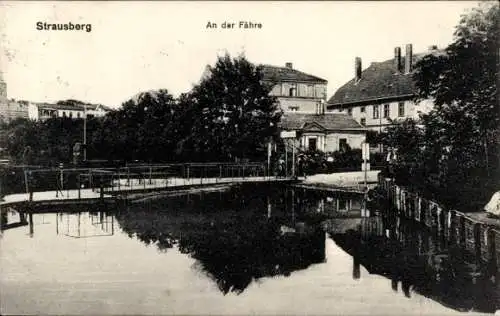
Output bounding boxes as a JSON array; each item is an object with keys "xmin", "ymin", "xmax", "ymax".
[{"xmin": 2, "ymin": 162, "xmax": 283, "ymax": 197}]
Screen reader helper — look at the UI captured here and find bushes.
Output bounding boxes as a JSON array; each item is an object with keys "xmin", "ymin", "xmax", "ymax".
[{"xmin": 297, "ymin": 147, "xmax": 364, "ymax": 175}]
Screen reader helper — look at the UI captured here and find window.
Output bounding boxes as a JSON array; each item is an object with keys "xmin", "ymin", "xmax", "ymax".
[
  {"xmin": 69, "ymin": 112, "xmax": 73, "ymax": 118},
  {"xmin": 308, "ymin": 138, "xmax": 317, "ymax": 151},
  {"xmin": 373, "ymin": 105, "xmax": 379, "ymax": 119},
  {"xmin": 360, "ymin": 106, "xmax": 366, "ymax": 113},
  {"xmin": 339, "ymin": 138, "xmax": 348, "ymax": 152},
  {"xmin": 307, "ymin": 84, "xmax": 314, "ymax": 97},
  {"xmin": 347, "ymin": 108, "xmax": 353, "ymax": 116},
  {"xmin": 398, "ymin": 102, "xmax": 405, "ymax": 117},
  {"xmin": 360, "ymin": 118, "xmax": 366, "ymax": 126},
  {"xmin": 62, "ymin": 111, "xmax": 67, "ymax": 117},
  {"xmin": 289, "ymin": 87, "xmax": 296, "ymax": 97},
  {"xmin": 383, "ymin": 104, "xmax": 390, "ymax": 118},
  {"xmin": 77, "ymin": 112, "xmax": 81, "ymax": 118},
  {"xmin": 288, "ymin": 106, "xmax": 299, "ymax": 112}
]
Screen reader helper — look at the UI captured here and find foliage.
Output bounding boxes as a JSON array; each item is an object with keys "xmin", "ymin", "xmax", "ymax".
[
  {"xmin": 383, "ymin": 3, "xmax": 500, "ymax": 211},
  {"xmin": 1, "ymin": 116, "xmax": 101, "ymax": 166},
  {"xmin": 1, "ymin": 54, "xmax": 281, "ymax": 165},
  {"xmin": 177, "ymin": 54, "xmax": 282, "ymax": 161}
]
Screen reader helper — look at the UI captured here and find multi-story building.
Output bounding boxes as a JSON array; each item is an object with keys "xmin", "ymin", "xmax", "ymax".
[
  {"xmin": 261, "ymin": 63, "xmax": 328, "ymax": 113},
  {"xmin": 263, "ymin": 63, "xmax": 365, "ymax": 152},
  {"xmin": 0, "ymin": 72, "xmax": 29, "ymax": 122},
  {"xmin": 199, "ymin": 61, "xmax": 366, "ymax": 152},
  {"xmin": 28, "ymin": 101, "xmax": 111, "ymax": 121},
  {"xmin": 326, "ymin": 44, "xmax": 440, "ymax": 131}
]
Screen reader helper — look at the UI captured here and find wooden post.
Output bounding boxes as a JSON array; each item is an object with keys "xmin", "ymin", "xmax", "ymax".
[
  {"xmin": 459, "ymin": 215, "xmax": 466, "ymax": 247},
  {"xmin": 77, "ymin": 174, "xmax": 81, "ymax": 199},
  {"xmin": 449, "ymin": 210, "xmax": 456, "ymax": 244},
  {"xmin": 487, "ymin": 229, "xmax": 497, "ymax": 279},
  {"xmin": 285, "ymin": 141, "xmax": 288, "ymax": 178},
  {"xmin": 23, "ymin": 170, "xmax": 29, "ymax": 195},
  {"xmin": 473, "ymin": 223, "xmax": 482, "ymax": 258},
  {"xmin": 28, "ymin": 212, "xmax": 34, "ymax": 238},
  {"xmin": 127, "ymin": 167, "xmax": 130, "ymax": 186}
]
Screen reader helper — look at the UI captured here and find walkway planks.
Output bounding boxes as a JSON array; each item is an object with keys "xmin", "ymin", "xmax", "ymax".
[{"xmin": 0, "ymin": 176, "xmax": 300, "ymax": 207}]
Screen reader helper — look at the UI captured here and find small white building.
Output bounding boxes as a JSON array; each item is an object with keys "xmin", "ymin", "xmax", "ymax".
[
  {"xmin": 28, "ymin": 101, "xmax": 111, "ymax": 121},
  {"xmin": 279, "ymin": 112, "xmax": 366, "ymax": 152}
]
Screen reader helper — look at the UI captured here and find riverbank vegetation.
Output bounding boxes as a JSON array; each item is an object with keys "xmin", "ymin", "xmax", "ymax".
[{"xmin": 377, "ymin": 2, "xmax": 499, "ymax": 212}]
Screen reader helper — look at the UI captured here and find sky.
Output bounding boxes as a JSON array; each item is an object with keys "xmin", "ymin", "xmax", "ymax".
[{"xmin": 0, "ymin": 1, "xmax": 481, "ymax": 108}]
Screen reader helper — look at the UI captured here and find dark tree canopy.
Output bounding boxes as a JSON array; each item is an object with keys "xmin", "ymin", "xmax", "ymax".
[
  {"xmin": 2, "ymin": 55, "xmax": 281, "ymax": 165},
  {"xmin": 382, "ymin": 2, "xmax": 500, "ymax": 210},
  {"xmin": 179, "ymin": 54, "xmax": 282, "ymax": 161}
]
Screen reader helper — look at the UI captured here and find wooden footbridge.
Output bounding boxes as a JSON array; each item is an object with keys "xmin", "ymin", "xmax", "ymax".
[{"xmin": 0, "ymin": 162, "xmax": 302, "ymax": 208}]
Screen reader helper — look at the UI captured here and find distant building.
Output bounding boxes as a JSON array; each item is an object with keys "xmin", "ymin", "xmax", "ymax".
[
  {"xmin": 0, "ymin": 72, "xmax": 29, "ymax": 122},
  {"xmin": 279, "ymin": 113, "xmax": 366, "ymax": 152},
  {"xmin": 199, "ymin": 62, "xmax": 328, "ymax": 114},
  {"xmin": 198, "ymin": 60, "xmax": 364, "ymax": 152},
  {"xmin": 326, "ymin": 44, "xmax": 441, "ymax": 131},
  {"xmin": 261, "ymin": 63, "xmax": 328, "ymax": 114},
  {"xmin": 28, "ymin": 101, "xmax": 111, "ymax": 121}
]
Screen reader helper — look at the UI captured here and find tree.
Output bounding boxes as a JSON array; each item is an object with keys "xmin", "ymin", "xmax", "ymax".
[
  {"xmin": 91, "ymin": 89, "xmax": 182, "ymax": 162},
  {"xmin": 407, "ymin": 2, "xmax": 500, "ymax": 209},
  {"xmin": 180, "ymin": 54, "xmax": 282, "ymax": 162}
]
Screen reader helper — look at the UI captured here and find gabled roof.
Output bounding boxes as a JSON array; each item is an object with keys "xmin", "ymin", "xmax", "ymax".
[
  {"xmin": 279, "ymin": 113, "xmax": 364, "ymax": 131},
  {"xmin": 327, "ymin": 49, "xmax": 445, "ymax": 107},
  {"xmin": 261, "ymin": 65, "xmax": 327, "ymax": 84}
]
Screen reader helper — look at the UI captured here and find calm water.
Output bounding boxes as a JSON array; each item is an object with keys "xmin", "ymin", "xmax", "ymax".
[{"xmin": 1, "ymin": 184, "xmax": 498, "ymax": 315}]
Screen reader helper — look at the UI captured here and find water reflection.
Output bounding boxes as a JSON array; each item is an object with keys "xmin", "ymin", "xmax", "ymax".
[
  {"xmin": 115, "ymin": 185, "xmax": 326, "ymax": 294},
  {"xmin": 328, "ymin": 213, "xmax": 499, "ymax": 313},
  {"xmin": 57, "ymin": 212, "xmax": 114, "ymax": 238},
  {"xmin": 0, "ymin": 208, "xmax": 115, "ymax": 239},
  {"xmin": 1, "ymin": 185, "xmax": 498, "ymax": 314}
]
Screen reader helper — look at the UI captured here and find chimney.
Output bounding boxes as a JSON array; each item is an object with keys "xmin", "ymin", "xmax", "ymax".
[
  {"xmin": 404, "ymin": 44, "xmax": 413, "ymax": 74},
  {"xmin": 285, "ymin": 62, "xmax": 293, "ymax": 69},
  {"xmin": 394, "ymin": 47, "xmax": 402, "ymax": 73},
  {"xmin": 355, "ymin": 57, "xmax": 362, "ymax": 82}
]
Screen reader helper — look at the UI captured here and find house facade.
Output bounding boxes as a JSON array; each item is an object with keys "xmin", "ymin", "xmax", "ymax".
[
  {"xmin": 326, "ymin": 44, "xmax": 440, "ymax": 131},
  {"xmin": 279, "ymin": 113, "xmax": 366, "ymax": 152},
  {"xmin": 262, "ymin": 63, "xmax": 328, "ymax": 114},
  {"xmin": 28, "ymin": 101, "xmax": 110, "ymax": 121}
]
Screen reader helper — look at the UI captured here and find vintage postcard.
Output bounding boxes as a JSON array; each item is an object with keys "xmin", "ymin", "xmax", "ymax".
[{"xmin": 0, "ymin": 1, "xmax": 499, "ymax": 315}]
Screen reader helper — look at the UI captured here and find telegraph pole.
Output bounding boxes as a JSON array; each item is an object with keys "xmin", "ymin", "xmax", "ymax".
[{"xmin": 83, "ymin": 104, "xmax": 87, "ymax": 161}]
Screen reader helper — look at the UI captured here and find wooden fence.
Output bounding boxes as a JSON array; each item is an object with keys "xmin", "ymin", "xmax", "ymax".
[{"xmin": 378, "ymin": 175, "xmax": 499, "ymax": 273}]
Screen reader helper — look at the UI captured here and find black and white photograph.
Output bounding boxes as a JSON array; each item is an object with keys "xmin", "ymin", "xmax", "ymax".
[{"xmin": 0, "ymin": 1, "xmax": 499, "ymax": 315}]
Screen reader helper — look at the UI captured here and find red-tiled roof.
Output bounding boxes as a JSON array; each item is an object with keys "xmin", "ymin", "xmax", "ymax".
[
  {"xmin": 327, "ymin": 50, "xmax": 445, "ymax": 107},
  {"xmin": 261, "ymin": 65, "xmax": 327, "ymax": 84},
  {"xmin": 279, "ymin": 113, "xmax": 364, "ymax": 131}
]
